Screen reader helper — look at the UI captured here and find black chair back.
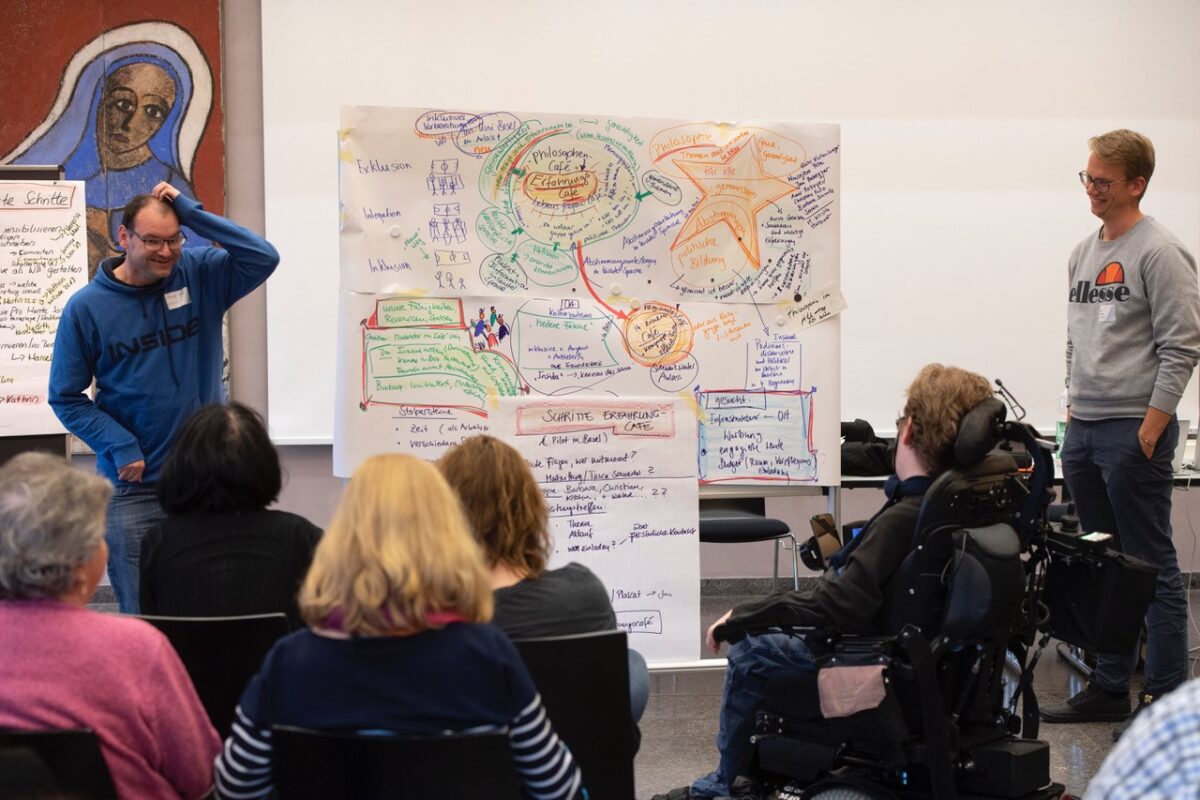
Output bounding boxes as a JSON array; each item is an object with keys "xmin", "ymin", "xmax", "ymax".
[
  {"xmin": 272, "ymin": 726, "xmax": 522, "ymax": 799},
  {"xmin": 513, "ymin": 630, "xmax": 635, "ymax": 800},
  {"xmin": 879, "ymin": 452, "xmax": 1021, "ymax": 636},
  {"xmin": 0, "ymin": 728, "xmax": 116, "ymax": 800},
  {"xmin": 135, "ymin": 613, "xmax": 290, "ymax": 738},
  {"xmin": 877, "ymin": 398, "xmax": 1018, "ymax": 638}
]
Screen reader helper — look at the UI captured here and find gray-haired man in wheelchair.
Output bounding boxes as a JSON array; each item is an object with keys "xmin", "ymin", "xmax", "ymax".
[{"xmin": 655, "ymin": 364, "xmax": 996, "ymax": 800}]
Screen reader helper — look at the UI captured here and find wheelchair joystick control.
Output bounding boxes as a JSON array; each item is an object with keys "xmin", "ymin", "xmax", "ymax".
[{"xmin": 1059, "ymin": 514, "xmax": 1080, "ymax": 532}]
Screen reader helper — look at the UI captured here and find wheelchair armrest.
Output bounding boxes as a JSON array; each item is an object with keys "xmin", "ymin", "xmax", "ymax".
[
  {"xmin": 713, "ymin": 622, "xmax": 822, "ymax": 646},
  {"xmin": 718, "ymin": 623, "xmax": 933, "ymax": 672}
]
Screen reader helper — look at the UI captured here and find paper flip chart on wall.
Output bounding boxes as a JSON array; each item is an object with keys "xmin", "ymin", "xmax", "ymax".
[
  {"xmin": 334, "ymin": 106, "xmax": 842, "ymax": 481},
  {"xmin": 0, "ymin": 181, "xmax": 87, "ymax": 436},
  {"xmin": 491, "ymin": 396, "xmax": 700, "ymax": 662}
]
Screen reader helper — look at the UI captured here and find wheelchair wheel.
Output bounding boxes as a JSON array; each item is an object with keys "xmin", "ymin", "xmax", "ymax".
[
  {"xmin": 806, "ymin": 790, "xmax": 878, "ymax": 800},
  {"xmin": 799, "ymin": 777, "xmax": 899, "ymax": 800}
]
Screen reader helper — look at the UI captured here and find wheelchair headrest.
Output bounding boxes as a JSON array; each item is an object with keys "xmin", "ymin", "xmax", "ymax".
[{"xmin": 953, "ymin": 397, "xmax": 1007, "ymax": 468}]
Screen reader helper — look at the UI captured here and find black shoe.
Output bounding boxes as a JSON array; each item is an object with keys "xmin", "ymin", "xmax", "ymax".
[
  {"xmin": 728, "ymin": 775, "xmax": 764, "ymax": 799},
  {"xmin": 650, "ymin": 780, "xmax": 761, "ymax": 800},
  {"xmin": 1113, "ymin": 690, "xmax": 1157, "ymax": 741},
  {"xmin": 652, "ymin": 789, "xmax": 704, "ymax": 800},
  {"xmin": 1040, "ymin": 683, "xmax": 1130, "ymax": 723}
]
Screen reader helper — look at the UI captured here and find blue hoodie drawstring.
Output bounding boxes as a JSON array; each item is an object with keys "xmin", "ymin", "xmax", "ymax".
[{"xmin": 158, "ymin": 288, "xmax": 181, "ymax": 388}]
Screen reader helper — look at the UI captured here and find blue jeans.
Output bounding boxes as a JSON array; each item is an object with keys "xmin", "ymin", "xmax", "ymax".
[
  {"xmin": 1061, "ymin": 416, "xmax": 1187, "ymax": 696},
  {"xmin": 691, "ymin": 633, "xmax": 816, "ymax": 797},
  {"xmin": 105, "ymin": 484, "xmax": 166, "ymax": 614},
  {"xmin": 628, "ymin": 649, "xmax": 650, "ymax": 723}
]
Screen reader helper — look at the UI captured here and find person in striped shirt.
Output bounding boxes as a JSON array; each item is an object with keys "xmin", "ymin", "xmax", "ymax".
[{"xmin": 213, "ymin": 454, "xmax": 580, "ymax": 800}]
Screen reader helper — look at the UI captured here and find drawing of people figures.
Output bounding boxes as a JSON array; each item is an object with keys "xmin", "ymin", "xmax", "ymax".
[
  {"xmin": 474, "ymin": 310, "xmax": 488, "ymax": 350},
  {"xmin": 1, "ymin": 22, "xmax": 213, "ymax": 280},
  {"xmin": 496, "ymin": 313, "xmax": 509, "ymax": 343},
  {"xmin": 489, "ymin": 305, "xmax": 497, "ymax": 327},
  {"xmin": 486, "ymin": 323, "xmax": 498, "ymax": 349}
]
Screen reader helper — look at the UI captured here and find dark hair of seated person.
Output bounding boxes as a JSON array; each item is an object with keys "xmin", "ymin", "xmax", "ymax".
[{"xmin": 157, "ymin": 403, "xmax": 282, "ymax": 514}]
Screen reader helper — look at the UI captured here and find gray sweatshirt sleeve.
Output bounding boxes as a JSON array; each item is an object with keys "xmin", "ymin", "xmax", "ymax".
[{"xmin": 1145, "ymin": 242, "xmax": 1200, "ymax": 414}]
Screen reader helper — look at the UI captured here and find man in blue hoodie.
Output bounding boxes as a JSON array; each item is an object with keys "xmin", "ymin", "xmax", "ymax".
[{"xmin": 49, "ymin": 181, "xmax": 280, "ymax": 612}]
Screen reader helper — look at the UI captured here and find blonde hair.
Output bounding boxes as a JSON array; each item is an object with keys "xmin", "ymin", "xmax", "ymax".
[
  {"xmin": 438, "ymin": 435, "xmax": 551, "ymax": 577},
  {"xmin": 903, "ymin": 364, "xmax": 994, "ymax": 474},
  {"xmin": 1089, "ymin": 129, "xmax": 1155, "ymax": 197},
  {"xmin": 299, "ymin": 454, "xmax": 492, "ymax": 635}
]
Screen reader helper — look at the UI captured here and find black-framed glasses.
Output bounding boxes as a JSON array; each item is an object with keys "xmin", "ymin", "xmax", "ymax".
[
  {"xmin": 130, "ymin": 230, "xmax": 186, "ymax": 250},
  {"xmin": 1078, "ymin": 171, "xmax": 1130, "ymax": 193}
]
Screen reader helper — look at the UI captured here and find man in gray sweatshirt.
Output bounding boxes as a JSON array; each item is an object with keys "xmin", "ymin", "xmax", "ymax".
[{"xmin": 1042, "ymin": 130, "xmax": 1200, "ymax": 729}]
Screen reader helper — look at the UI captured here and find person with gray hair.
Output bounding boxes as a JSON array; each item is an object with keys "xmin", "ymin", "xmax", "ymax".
[{"xmin": 0, "ymin": 453, "xmax": 220, "ymax": 798}]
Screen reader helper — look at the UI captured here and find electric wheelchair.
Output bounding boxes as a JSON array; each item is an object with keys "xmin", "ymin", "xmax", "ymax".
[{"xmin": 738, "ymin": 398, "xmax": 1074, "ymax": 800}]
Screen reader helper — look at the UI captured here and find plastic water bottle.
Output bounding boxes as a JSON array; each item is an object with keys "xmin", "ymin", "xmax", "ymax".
[{"xmin": 1055, "ymin": 388, "xmax": 1069, "ymax": 454}]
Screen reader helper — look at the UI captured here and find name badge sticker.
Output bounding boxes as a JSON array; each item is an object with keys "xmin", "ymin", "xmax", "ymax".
[
  {"xmin": 1098, "ymin": 304, "xmax": 1117, "ymax": 323},
  {"xmin": 164, "ymin": 287, "xmax": 191, "ymax": 310}
]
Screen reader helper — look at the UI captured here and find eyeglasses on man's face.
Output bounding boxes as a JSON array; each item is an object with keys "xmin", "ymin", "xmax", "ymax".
[
  {"xmin": 129, "ymin": 230, "xmax": 186, "ymax": 250},
  {"xmin": 1078, "ymin": 171, "xmax": 1130, "ymax": 193}
]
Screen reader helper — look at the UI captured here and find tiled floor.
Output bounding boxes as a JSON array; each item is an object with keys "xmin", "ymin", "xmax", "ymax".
[{"xmin": 631, "ymin": 592, "xmax": 1190, "ymax": 800}]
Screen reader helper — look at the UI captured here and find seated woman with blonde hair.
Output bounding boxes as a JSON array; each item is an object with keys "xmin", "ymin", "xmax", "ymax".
[
  {"xmin": 439, "ymin": 435, "xmax": 650, "ymax": 722},
  {"xmin": 214, "ymin": 454, "xmax": 580, "ymax": 800},
  {"xmin": 0, "ymin": 453, "xmax": 219, "ymax": 798}
]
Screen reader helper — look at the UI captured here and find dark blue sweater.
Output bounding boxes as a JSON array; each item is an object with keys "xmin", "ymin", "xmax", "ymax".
[
  {"xmin": 48, "ymin": 194, "xmax": 279, "ymax": 483},
  {"xmin": 214, "ymin": 623, "xmax": 581, "ymax": 800}
]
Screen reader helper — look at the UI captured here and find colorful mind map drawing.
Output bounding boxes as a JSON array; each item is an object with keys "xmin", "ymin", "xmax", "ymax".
[{"xmin": 335, "ymin": 106, "xmax": 842, "ymax": 481}]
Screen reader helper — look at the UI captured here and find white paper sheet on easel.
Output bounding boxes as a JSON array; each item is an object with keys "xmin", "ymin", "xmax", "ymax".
[
  {"xmin": 491, "ymin": 396, "xmax": 700, "ymax": 663},
  {"xmin": 0, "ymin": 180, "xmax": 87, "ymax": 436}
]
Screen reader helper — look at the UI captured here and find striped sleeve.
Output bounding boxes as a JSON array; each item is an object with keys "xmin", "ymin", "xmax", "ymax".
[
  {"xmin": 213, "ymin": 705, "xmax": 275, "ymax": 799},
  {"xmin": 509, "ymin": 693, "xmax": 582, "ymax": 800}
]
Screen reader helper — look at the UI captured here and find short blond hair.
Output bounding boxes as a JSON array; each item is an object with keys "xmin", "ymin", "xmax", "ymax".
[
  {"xmin": 439, "ymin": 435, "xmax": 551, "ymax": 577},
  {"xmin": 903, "ymin": 364, "xmax": 994, "ymax": 475},
  {"xmin": 1089, "ymin": 129, "xmax": 1155, "ymax": 197},
  {"xmin": 299, "ymin": 454, "xmax": 492, "ymax": 635}
]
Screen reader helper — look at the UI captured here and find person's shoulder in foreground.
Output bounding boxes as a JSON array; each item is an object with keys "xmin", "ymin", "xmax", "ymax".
[{"xmin": 1085, "ymin": 678, "xmax": 1200, "ymax": 799}]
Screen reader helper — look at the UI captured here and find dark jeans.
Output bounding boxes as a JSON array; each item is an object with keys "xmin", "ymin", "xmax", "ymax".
[
  {"xmin": 1061, "ymin": 416, "xmax": 1187, "ymax": 696},
  {"xmin": 691, "ymin": 633, "xmax": 816, "ymax": 797},
  {"xmin": 104, "ymin": 484, "xmax": 166, "ymax": 614}
]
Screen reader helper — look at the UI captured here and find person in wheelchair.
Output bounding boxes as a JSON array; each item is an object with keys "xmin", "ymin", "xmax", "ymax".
[{"xmin": 655, "ymin": 364, "xmax": 995, "ymax": 800}]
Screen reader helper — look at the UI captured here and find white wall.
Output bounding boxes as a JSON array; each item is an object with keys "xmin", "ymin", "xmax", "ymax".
[
  {"xmin": 259, "ymin": 0, "xmax": 1200, "ymax": 443},
  {"xmin": 221, "ymin": 0, "xmax": 1200, "ymax": 576}
]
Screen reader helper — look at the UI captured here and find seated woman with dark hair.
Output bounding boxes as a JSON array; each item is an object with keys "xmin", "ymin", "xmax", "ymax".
[
  {"xmin": 139, "ymin": 402, "xmax": 321, "ymax": 629},
  {"xmin": 0, "ymin": 453, "xmax": 219, "ymax": 798},
  {"xmin": 214, "ymin": 454, "xmax": 581, "ymax": 800},
  {"xmin": 439, "ymin": 435, "xmax": 650, "ymax": 723}
]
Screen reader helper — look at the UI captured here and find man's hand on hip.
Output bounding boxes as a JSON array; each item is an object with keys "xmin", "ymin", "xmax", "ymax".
[
  {"xmin": 1139, "ymin": 406, "xmax": 1172, "ymax": 460},
  {"xmin": 117, "ymin": 459, "xmax": 145, "ymax": 482}
]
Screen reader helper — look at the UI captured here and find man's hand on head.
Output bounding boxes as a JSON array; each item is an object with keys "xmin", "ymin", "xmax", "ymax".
[
  {"xmin": 151, "ymin": 182, "xmax": 181, "ymax": 203},
  {"xmin": 117, "ymin": 459, "xmax": 145, "ymax": 483}
]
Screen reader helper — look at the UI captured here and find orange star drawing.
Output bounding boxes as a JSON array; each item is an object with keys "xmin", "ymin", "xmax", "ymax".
[{"xmin": 671, "ymin": 137, "xmax": 795, "ymax": 268}]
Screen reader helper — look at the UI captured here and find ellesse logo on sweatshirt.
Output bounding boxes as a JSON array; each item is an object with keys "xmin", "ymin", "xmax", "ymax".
[{"xmin": 1069, "ymin": 262, "xmax": 1131, "ymax": 304}]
